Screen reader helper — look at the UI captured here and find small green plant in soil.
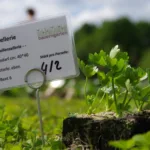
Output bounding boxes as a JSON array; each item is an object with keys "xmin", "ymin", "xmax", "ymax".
[
  {"xmin": 109, "ymin": 131, "xmax": 150, "ymax": 150},
  {"xmin": 78, "ymin": 45, "xmax": 150, "ymax": 116}
]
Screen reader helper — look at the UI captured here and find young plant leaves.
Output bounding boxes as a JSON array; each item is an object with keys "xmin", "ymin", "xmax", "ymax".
[
  {"xmin": 89, "ymin": 50, "xmax": 107, "ymax": 66},
  {"xmin": 79, "ymin": 45, "xmax": 150, "ymax": 116},
  {"xmin": 78, "ymin": 59, "xmax": 98, "ymax": 77},
  {"xmin": 109, "ymin": 45, "xmax": 120, "ymax": 58}
]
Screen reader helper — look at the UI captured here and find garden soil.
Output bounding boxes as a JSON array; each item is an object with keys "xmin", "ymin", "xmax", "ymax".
[{"xmin": 63, "ymin": 111, "xmax": 150, "ymax": 150}]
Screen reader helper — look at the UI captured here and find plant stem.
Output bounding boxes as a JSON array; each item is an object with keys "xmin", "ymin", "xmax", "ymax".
[
  {"xmin": 139, "ymin": 93, "xmax": 150, "ymax": 111},
  {"xmin": 84, "ymin": 77, "xmax": 88, "ymax": 104},
  {"xmin": 88, "ymin": 88, "xmax": 101, "ymax": 113},
  {"xmin": 94, "ymin": 92, "xmax": 106, "ymax": 112},
  {"xmin": 125, "ymin": 97, "xmax": 132, "ymax": 106},
  {"xmin": 137, "ymin": 99, "xmax": 141, "ymax": 108},
  {"xmin": 139, "ymin": 101, "xmax": 145, "ymax": 111},
  {"xmin": 95, "ymin": 87, "xmax": 101, "ymax": 99},
  {"xmin": 122, "ymin": 89, "xmax": 128, "ymax": 106},
  {"xmin": 100, "ymin": 92, "xmax": 106, "ymax": 104},
  {"xmin": 112, "ymin": 77, "xmax": 118, "ymax": 113},
  {"xmin": 134, "ymin": 99, "xmax": 139, "ymax": 109},
  {"xmin": 89, "ymin": 88, "xmax": 103, "ymax": 113}
]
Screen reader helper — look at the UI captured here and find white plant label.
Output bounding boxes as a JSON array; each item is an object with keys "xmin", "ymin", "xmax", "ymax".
[{"xmin": 0, "ymin": 15, "xmax": 79, "ymax": 90}]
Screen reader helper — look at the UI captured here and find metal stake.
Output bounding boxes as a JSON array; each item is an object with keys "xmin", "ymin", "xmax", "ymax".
[
  {"xmin": 36, "ymin": 88, "xmax": 45, "ymax": 145},
  {"xmin": 24, "ymin": 68, "xmax": 46, "ymax": 146}
]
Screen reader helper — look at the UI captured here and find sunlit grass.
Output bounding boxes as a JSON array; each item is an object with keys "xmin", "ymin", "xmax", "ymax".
[{"xmin": 0, "ymin": 96, "xmax": 87, "ymax": 135}]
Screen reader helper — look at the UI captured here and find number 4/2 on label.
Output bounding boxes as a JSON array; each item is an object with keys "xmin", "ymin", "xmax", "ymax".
[{"xmin": 41, "ymin": 60, "xmax": 62, "ymax": 75}]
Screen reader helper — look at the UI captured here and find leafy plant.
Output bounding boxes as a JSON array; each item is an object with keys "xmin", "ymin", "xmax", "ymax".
[
  {"xmin": 78, "ymin": 45, "xmax": 150, "ymax": 116},
  {"xmin": 109, "ymin": 131, "xmax": 150, "ymax": 150}
]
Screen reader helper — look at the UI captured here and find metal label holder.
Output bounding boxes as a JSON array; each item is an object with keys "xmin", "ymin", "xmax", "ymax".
[{"xmin": 24, "ymin": 68, "xmax": 46, "ymax": 145}]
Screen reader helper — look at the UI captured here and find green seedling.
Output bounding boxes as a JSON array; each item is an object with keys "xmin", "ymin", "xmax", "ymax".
[{"xmin": 78, "ymin": 45, "xmax": 150, "ymax": 116}]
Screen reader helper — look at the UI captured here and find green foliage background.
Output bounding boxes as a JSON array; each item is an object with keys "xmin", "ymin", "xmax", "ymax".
[{"xmin": 75, "ymin": 17, "xmax": 150, "ymax": 68}]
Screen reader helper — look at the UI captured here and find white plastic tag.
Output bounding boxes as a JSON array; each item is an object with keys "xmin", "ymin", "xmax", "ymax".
[{"xmin": 0, "ymin": 15, "xmax": 79, "ymax": 90}]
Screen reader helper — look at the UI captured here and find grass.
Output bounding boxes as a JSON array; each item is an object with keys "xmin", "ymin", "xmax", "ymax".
[
  {"xmin": 0, "ymin": 95, "xmax": 87, "ymax": 149},
  {"xmin": 0, "ymin": 96, "xmax": 88, "ymax": 132}
]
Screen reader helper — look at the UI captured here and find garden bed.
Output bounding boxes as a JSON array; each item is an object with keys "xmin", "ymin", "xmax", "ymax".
[{"xmin": 63, "ymin": 111, "xmax": 150, "ymax": 150}]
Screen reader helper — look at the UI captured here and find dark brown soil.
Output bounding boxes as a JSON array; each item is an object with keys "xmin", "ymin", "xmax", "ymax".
[{"xmin": 62, "ymin": 111, "xmax": 150, "ymax": 150}]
